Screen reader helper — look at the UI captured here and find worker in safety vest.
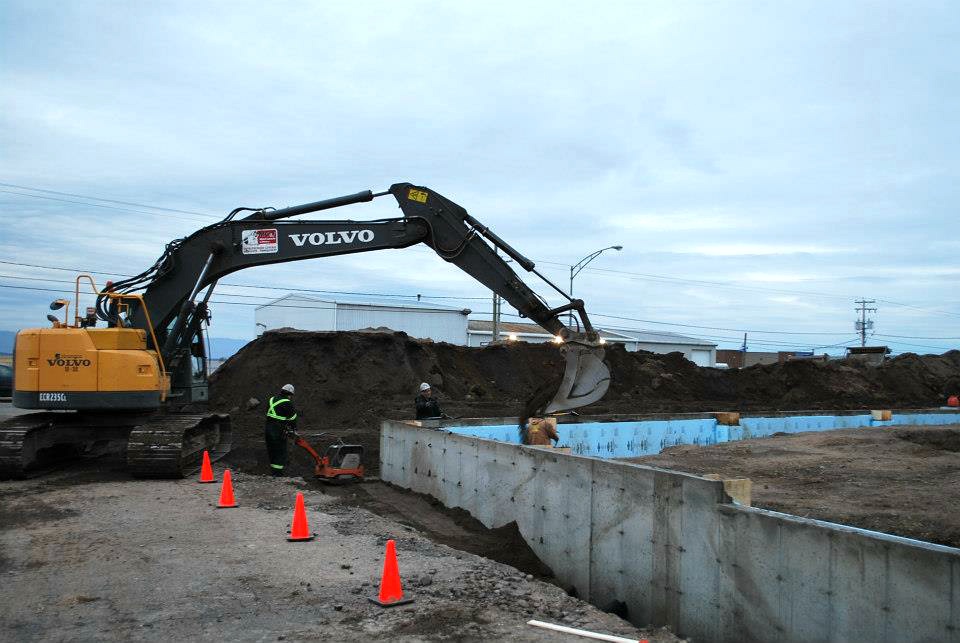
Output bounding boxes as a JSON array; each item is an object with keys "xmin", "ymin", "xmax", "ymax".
[{"xmin": 264, "ymin": 384, "xmax": 298, "ymax": 476}]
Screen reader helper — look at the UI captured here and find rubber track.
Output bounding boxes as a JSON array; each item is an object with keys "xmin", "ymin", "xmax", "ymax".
[
  {"xmin": 127, "ymin": 413, "xmax": 231, "ymax": 478},
  {"xmin": 0, "ymin": 411, "xmax": 231, "ymax": 479},
  {"xmin": 0, "ymin": 413, "xmax": 59, "ymax": 478}
]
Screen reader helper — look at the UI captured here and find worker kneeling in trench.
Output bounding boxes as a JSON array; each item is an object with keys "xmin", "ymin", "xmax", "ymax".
[{"xmin": 521, "ymin": 417, "xmax": 560, "ymax": 446}]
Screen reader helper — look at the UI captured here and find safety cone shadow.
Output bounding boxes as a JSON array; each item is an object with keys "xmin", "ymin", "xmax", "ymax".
[
  {"xmin": 198, "ymin": 450, "xmax": 215, "ymax": 483},
  {"xmin": 369, "ymin": 539, "xmax": 414, "ymax": 607},
  {"xmin": 216, "ymin": 469, "xmax": 238, "ymax": 508},
  {"xmin": 287, "ymin": 492, "xmax": 314, "ymax": 541}
]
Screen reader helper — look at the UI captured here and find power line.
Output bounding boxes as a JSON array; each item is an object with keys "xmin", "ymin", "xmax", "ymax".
[
  {"xmin": 876, "ymin": 333, "xmax": 960, "ymax": 340},
  {"xmin": 872, "ymin": 339, "xmax": 955, "ymax": 352},
  {"xmin": 0, "ymin": 283, "xmax": 479, "ymax": 315},
  {"xmin": 3, "ymin": 282, "xmax": 947, "ymax": 353},
  {"xmin": 588, "ymin": 312, "xmax": 849, "ymax": 336},
  {"xmin": 0, "ymin": 261, "xmax": 490, "ymax": 302},
  {"xmin": 0, "ymin": 265, "xmax": 856, "ymax": 337},
  {"xmin": 0, "ymin": 182, "xmax": 220, "ymax": 219},
  {"xmin": 532, "ymin": 261, "xmax": 960, "ymax": 320},
  {"xmin": 7, "ymin": 184, "xmax": 960, "ymax": 322},
  {"xmin": 0, "ymin": 190, "xmax": 213, "ymax": 225},
  {"xmin": 0, "ymin": 281, "xmax": 867, "ymax": 349},
  {"xmin": 2, "ymin": 260, "xmax": 954, "ymax": 342}
]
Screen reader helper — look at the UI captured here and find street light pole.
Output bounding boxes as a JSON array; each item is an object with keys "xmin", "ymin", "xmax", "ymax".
[{"xmin": 568, "ymin": 245, "xmax": 623, "ymax": 327}]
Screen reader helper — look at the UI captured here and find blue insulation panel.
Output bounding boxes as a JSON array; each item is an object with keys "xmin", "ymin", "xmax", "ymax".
[{"xmin": 445, "ymin": 411, "xmax": 960, "ymax": 459}]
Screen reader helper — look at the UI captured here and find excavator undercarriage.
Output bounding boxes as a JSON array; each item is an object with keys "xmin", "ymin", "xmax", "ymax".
[{"xmin": 0, "ymin": 411, "xmax": 230, "ymax": 479}]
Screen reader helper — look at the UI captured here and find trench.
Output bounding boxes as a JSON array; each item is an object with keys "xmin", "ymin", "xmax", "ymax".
[{"xmin": 316, "ymin": 480, "xmax": 556, "ymax": 580}]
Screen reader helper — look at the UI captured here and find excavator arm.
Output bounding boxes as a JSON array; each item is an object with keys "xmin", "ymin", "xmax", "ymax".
[{"xmin": 102, "ymin": 183, "xmax": 610, "ymax": 413}]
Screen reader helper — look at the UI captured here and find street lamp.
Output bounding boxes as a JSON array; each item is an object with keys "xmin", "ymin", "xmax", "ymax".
[{"xmin": 569, "ymin": 245, "xmax": 623, "ymax": 326}]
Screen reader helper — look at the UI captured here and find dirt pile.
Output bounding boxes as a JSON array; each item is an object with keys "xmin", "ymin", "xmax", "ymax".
[{"xmin": 209, "ymin": 329, "xmax": 960, "ymax": 476}]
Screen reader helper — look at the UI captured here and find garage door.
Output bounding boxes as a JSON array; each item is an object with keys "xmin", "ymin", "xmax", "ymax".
[{"xmin": 690, "ymin": 349, "xmax": 712, "ymax": 367}]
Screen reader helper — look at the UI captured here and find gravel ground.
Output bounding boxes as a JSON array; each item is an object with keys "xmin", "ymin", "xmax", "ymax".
[{"xmin": 0, "ymin": 457, "xmax": 678, "ymax": 642}]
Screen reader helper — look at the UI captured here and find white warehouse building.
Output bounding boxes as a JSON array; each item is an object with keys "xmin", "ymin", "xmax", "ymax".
[
  {"xmin": 254, "ymin": 294, "xmax": 470, "ymax": 344},
  {"xmin": 255, "ymin": 294, "xmax": 716, "ymax": 366},
  {"xmin": 466, "ymin": 321, "xmax": 717, "ymax": 366}
]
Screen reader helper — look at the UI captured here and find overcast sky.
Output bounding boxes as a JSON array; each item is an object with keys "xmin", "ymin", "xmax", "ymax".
[{"xmin": 1, "ymin": 1, "xmax": 958, "ymax": 354}]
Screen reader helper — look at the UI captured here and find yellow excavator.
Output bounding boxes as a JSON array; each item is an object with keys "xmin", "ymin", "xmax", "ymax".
[{"xmin": 3, "ymin": 182, "xmax": 611, "ymax": 478}]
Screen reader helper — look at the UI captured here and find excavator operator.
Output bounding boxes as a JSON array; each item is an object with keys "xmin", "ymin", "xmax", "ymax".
[{"xmin": 264, "ymin": 383, "xmax": 298, "ymax": 476}]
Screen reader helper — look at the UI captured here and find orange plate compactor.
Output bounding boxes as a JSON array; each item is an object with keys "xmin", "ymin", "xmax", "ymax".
[{"xmin": 293, "ymin": 433, "xmax": 364, "ymax": 483}]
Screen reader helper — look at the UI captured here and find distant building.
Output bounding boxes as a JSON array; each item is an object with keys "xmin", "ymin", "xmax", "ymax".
[
  {"xmin": 715, "ymin": 350, "xmax": 830, "ymax": 368},
  {"xmin": 719, "ymin": 350, "xmax": 798, "ymax": 368},
  {"xmin": 254, "ymin": 294, "xmax": 718, "ymax": 365},
  {"xmin": 845, "ymin": 346, "xmax": 890, "ymax": 366},
  {"xmin": 254, "ymin": 294, "xmax": 470, "ymax": 345},
  {"xmin": 467, "ymin": 321, "xmax": 717, "ymax": 366}
]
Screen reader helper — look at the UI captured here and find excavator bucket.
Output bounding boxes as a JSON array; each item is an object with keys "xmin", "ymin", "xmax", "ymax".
[{"xmin": 544, "ymin": 344, "xmax": 611, "ymax": 414}]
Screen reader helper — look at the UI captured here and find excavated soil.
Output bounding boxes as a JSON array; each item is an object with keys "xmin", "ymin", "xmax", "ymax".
[
  {"xmin": 209, "ymin": 329, "xmax": 960, "ymax": 478},
  {"xmin": 629, "ymin": 425, "xmax": 960, "ymax": 548}
]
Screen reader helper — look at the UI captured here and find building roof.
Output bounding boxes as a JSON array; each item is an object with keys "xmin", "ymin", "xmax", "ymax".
[
  {"xmin": 467, "ymin": 320, "xmax": 715, "ymax": 347},
  {"xmin": 468, "ymin": 320, "xmax": 554, "ymax": 336},
  {"xmin": 256, "ymin": 292, "xmax": 470, "ymax": 313},
  {"xmin": 601, "ymin": 326, "xmax": 716, "ymax": 347}
]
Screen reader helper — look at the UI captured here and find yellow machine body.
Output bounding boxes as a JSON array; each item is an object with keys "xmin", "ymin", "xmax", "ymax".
[{"xmin": 13, "ymin": 327, "xmax": 169, "ymax": 410}]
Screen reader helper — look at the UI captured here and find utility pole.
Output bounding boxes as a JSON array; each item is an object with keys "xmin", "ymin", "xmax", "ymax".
[
  {"xmin": 491, "ymin": 291, "xmax": 500, "ymax": 343},
  {"xmin": 854, "ymin": 299, "xmax": 877, "ymax": 347},
  {"xmin": 491, "ymin": 248, "xmax": 501, "ymax": 343}
]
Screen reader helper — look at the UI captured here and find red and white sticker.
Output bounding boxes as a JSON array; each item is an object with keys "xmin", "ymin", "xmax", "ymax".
[{"xmin": 241, "ymin": 228, "xmax": 278, "ymax": 254}]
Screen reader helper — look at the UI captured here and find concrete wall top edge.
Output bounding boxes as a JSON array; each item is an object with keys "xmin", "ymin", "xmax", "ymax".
[
  {"xmin": 720, "ymin": 503, "xmax": 960, "ymax": 554},
  {"xmin": 382, "ymin": 419, "xmax": 731, "ymax": 486},
  {"xmin": 398, "ymin": 408, "xmax": 960, "ymax": 429}
]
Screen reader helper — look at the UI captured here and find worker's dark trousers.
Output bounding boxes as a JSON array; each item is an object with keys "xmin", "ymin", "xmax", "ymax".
[{"xmin": 264, "ymin": 422, "xmax": 288, "ymax": 476}]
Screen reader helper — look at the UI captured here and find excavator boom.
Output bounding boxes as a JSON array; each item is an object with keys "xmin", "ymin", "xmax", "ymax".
[{"xmin": 113, "ymin": 181, "xmax": 611, "ymax": 413}]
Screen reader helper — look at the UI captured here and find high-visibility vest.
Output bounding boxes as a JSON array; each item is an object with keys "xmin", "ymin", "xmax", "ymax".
[{"xmin": 266, "ymin": 397, "xmax": 297, "ymax": 421}]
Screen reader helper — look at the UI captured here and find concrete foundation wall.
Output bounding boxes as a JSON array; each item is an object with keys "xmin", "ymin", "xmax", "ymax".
[{"xmin": 381, "ymin": 420, "xmax": 960, "ymax": 643}]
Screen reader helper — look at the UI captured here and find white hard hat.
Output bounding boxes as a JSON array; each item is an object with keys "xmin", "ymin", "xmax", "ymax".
[
  {"xmin": 281, "ymin": 383, "xmax": 295, "ymax": 394},
  {"xmin": 419, "ymin": 382, "xmax": 431, "ymax": 392}
]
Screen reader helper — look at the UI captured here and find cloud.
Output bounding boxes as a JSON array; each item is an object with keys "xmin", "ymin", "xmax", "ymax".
[{"xmin": 0, "ymin": 1, "xmax": 958, "ymax": 354}]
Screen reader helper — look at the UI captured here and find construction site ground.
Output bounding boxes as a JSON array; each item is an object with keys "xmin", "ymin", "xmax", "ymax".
[
  {"xmin": 628, "ymin": 424, "xmax": 960, "ymax": 548},
  {"xmin": 0, "ymin": 446, "xmax": 676, "ymax": 642}
]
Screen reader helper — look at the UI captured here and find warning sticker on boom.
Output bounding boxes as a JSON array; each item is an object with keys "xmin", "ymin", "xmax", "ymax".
[
  {"xmin": 241, "ymin": 228, "xmax": 279, "ymax": 254},
  {"xmin": 407, "ymin": 188, "xmax": 428, "ymax": 204}
]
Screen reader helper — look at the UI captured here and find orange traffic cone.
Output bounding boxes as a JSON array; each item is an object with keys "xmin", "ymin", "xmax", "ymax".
[
  {"xmin": 287, "ymin": 492, "xmax": 314, "ymax": 541},
  {"xmin": 369, "ymin": 539, "xmax": 414, "ymax": 607},
  {"xmin": 198, "ymin": 450, "xmax": 215, "ymax": 483},
  {"xmin": 216, "ymin": 469, "xmax": 237, "ymax": 508}
]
